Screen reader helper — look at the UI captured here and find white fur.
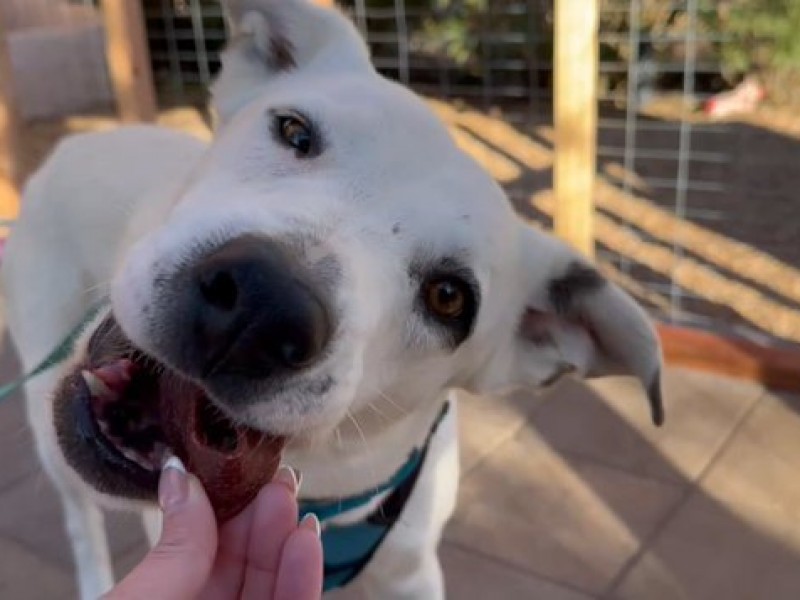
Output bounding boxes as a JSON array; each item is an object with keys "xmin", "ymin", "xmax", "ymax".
[{"xmin": 0, "ymin": 1, "xmax": 662, "ymax": 598}]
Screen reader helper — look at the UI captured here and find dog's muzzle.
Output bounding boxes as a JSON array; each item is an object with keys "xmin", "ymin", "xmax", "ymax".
[
  {"xmin": 52, "ymin": 315, "xmax": 286, "ymax": 517},
  {"xmin": 51, "ymin": 236, "xmax": 335, "ymax": 515}
]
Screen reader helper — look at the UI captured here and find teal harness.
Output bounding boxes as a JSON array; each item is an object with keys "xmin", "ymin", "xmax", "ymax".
[
  {"xmin": 299, "ymin": 402, "xmax": 449, "ymax": 591},
  {"xmin": 0, "ymin": 304, "xmax": 449, "ymax": 592}
]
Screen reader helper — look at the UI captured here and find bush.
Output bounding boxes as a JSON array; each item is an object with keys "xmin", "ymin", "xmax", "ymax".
[{"xmin": 710, "ymin": 0, "xmax": 800, "ymax": 77}]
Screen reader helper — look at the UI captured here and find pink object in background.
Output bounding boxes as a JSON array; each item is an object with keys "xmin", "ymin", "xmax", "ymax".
[{"xmin": 704, "ymin": 77, "xmax": 766, "ymax": 119}]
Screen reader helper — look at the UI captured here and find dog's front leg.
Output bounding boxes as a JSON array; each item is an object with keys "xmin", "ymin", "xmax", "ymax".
[
  {"xmin": 25, "ymin": 377, "xmax": 115, "ymax": 599},
  {"xmin": 61, "ymin": 489, "xmax": 115, "ymax": 599},
  {"xmin": 359, "ymin": 547, "xmax": 445, "ymax": 600}
]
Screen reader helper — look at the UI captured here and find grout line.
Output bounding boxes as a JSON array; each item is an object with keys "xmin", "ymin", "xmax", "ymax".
[
  {"xmin": 551, "ymin": 446, "xmax": 689, "ymax": 489},
  {"xmin": 458, "ymin": 393, "xmax": 552, "ymax": 481},
  {"xmin": 0, "ymin": 532, "xmax": 74, "ymax": 575},
  {"xmin": 599, "ymin": 388, "xmax": 767, "ymax": 599},
  {"xmin": 443, "ymin": 539, "xmax": 597, "ymax": 598},
  {"xmin": 0, "ymin": 466, "xmax": 40, "ymax": 495}
]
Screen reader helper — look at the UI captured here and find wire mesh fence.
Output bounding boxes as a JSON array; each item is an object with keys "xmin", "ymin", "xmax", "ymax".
[{"xmin": 135, "ymin": 0, "xmax": 800, "ymax": 345}]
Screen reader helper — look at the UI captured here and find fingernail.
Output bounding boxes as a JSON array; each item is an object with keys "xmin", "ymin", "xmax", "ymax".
[
  {"xmin": 274, "ymin": 465, "xmax": 302, "ymax": 496},
  {"xmin": 159, "ymin": 456, "xmax": 188, "ymax": 511},
  {"xmin": 300, "ymin": 513, "xmax": 321, "ymax": 538}
]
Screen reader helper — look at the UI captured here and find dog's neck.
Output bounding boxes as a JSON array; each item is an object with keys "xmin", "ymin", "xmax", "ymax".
[{"xmin": 285, "ymin": 391, "xmax": 452, "ymax": 498}]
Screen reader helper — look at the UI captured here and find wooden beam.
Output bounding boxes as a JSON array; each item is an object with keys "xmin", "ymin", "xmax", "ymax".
[
  {"xmin": 553, "ymin": 0, "xmax": 598, "ymax": 258},
  {"xmin": 101, "ymin": 0, "xmax": 157, "ymax": 122},
  {"xmin": 658, "ymin": 323, "xmax": 800, "ymax": 393},
  {"xmin": 0, "ymin": 13, "xmax": 20, "ymax": 221}
]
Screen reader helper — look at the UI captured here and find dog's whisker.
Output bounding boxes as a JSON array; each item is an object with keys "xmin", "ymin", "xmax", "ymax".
[
  {"xmin": 374, "ymin": 388, "xmax": 408, "ymax": 417},
  {"xmin": 364, "ymin": 400, "xmax": 391, "ymax": 422},
  {"xmin": 334, "ymin": 424, "xmax": 343, "ymax": 450},
  {"xmin": 345, "ymin": 409, "xmax": 378, "ymax": 488},
  {"xmin": 81, "ymin": 280, "xmax": 112, "ymax": 298}
]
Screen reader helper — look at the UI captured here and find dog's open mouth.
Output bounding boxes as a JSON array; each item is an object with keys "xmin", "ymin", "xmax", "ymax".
[
  {"xmin": 55, "ymin": 315, "xmax": 285, "ymax": 520},
  {"xmin": 81, "ymin": 358, "xmax": 168, "ymax": 474}
]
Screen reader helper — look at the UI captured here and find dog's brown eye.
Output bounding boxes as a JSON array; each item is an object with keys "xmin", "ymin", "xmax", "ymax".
[
  {"xmin": 424, "ymin": 278, "xmax": 466, "ymax": 319},
  {"xmin": 276, "ymin": 114, "xmax": 313, "ymax": 156}
]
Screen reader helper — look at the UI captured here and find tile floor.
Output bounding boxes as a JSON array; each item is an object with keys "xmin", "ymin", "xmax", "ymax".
[{"xmin": 1, "ymin": 336, "xmax": 798, "ymax": 599}]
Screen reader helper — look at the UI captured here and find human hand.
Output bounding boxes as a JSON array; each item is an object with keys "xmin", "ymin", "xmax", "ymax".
[{"xmin": 105, "ymin": 457, "xmax": 323, "ymax": 600}]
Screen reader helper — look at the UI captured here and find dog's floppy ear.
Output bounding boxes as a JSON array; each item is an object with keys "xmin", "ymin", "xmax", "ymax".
[
  {"xmin": 493, "ymin": 226, "xmax": 664, "ymax": 426},
  {"xmin": 212, "ymin": 0, "xmax": 371, "ymax": 123}
]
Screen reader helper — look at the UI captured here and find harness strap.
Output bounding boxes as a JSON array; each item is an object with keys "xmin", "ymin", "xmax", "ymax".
[
  {"xmin": 299, "ymin": 448, "xmax": 423, "ymax": 522},
  {"xmin": 0, "ymin": 301, "xmax": 107, "ymax": 402},
  {"xmin": 301, "ymin": 401, "xmax": 450, "ymax": 591}
]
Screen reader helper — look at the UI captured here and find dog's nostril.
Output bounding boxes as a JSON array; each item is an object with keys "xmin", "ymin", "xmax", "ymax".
[
  {"xmin": 200, "ymin": 270, "xmax": 239, "ymax": 311},
  {"xmin": 280, "ymin": 339, "xmax": 315, "ymax": 369},
  {"xmin": 185, "ymin": 235, "xmax": 333, "ymax": 380}
]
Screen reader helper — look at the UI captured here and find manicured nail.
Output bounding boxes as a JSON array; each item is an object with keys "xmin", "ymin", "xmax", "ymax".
[
  {"xmin": 159, "ymin": 456, "xmax": 188, "ymax": 511},
  {"xmin": 274, "ymin": 465, "xmax": 302, "ymax": 496},
  {"xmin": 300, "ymin": 513, "xmax": 321, "ymax": 538}
]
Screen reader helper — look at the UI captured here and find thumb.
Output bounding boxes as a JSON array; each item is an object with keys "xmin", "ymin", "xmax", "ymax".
[{"xmin": 105, "ymin": 457, "xmax": 218, "ymax": 600}]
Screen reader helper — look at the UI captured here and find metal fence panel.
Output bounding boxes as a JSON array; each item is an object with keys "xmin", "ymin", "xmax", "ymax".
[{"xmin": 141, "ymin": 0, "xmax": 798, "ymax": 345}]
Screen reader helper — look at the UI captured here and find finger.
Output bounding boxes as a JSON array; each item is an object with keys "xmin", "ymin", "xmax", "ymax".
[
  {"xmin": 195, "ymin": 497, "xmax": 256, "ymax": 600},
  {"xmin": 240, "ymin": 470, "xmax": 301, "ymax": 600},
  {"xmin": 105, "ymin": 457, "xmax": 218, "ymax": 600},
  {"xmin": 198, "ymin": 466, "xmax": 299, "ymax": 599},
  {"xmin": 274, "ymin": 515, "xmax": 323, "ymax": 600}
]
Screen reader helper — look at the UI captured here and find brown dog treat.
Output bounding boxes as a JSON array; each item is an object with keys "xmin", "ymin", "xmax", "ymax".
[{"xmin": 158, "ymin": 375, "xmax": 285, "ymax": 522}]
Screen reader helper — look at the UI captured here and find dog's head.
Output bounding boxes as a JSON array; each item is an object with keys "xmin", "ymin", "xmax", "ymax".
[{"xmin": 54, "ymin": 0, "xmax": 663, "ymax": 505}]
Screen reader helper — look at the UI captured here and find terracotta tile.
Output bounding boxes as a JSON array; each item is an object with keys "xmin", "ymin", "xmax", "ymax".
[
  {"xmin": 107, "ymin": 510, "xmax": 150, "ymax": 560},
  {"xmin": 531, "ymin": 369, "xmax": 763, "ymax": 484},
  {"xmin": 441, "ymin": 542, "xmax": 593, "ymax": 600},
  {"xmin": 0, "ymin": 343, "xmax": 39, "ymax": 492},
  {"xmin": 0, "ymin": 472, "xmax": 146, "ymax": 570},
  {"xmin": 701, "ymin": 391, "xmax": 800, "ymax": 519},
  {"xmin": 612, "ymin": 493, "xmax": 800, "ymax": 600},
  {"xmin": 446, "ymin": 426, "xmax": 683, "ymax": 594},
  {"xmin": 0, "ymin": 536, "xmax": 76, "ymax": 599},
  {"xmin": 0, "ymin": 399, "xmax": 40, "ymax": 493},
  {"xmin": 113, "ymin": 539, "xmax": 148, "ymax": 582},
  {"xmin": 457, "ymin": 386, "xmax": 551, "ymax": 474}
]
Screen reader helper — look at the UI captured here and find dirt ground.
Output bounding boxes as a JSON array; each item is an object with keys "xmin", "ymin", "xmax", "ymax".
[{"xmin": 13, "ymin": 98, "xmax": 800, "ymax": 345}]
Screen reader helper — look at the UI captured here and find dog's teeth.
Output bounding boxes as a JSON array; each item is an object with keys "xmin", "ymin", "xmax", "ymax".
[
  {"xmin": 151, "ymin": 443, "xmax": 169, "ymax": 467},
  {"xmin": 94, "ymin": 360, "xmax": 134, "ymax": 392},
  {"xmin": 121, "ymin": 447, "xmax": 152, "ymax": 470},
  {"xmin": 160, "ymin": 448, "xmax": 176, "ymax": 469},
  {"xmin": 81, "ymin": 370, "xmax": 114, "ymax": 399}
]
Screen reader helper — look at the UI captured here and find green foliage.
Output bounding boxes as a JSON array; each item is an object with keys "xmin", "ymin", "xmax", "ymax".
[
  {"xmin": 417, "ymin": 0, "xmax": 487, "ymax": 67},
  {"xmin": 353, "ymin": 0, "xmax": 800, "ymax": 100},
  {"xmin": 710, "ymin": 0, "xmax": 800, "ymax": 77}
]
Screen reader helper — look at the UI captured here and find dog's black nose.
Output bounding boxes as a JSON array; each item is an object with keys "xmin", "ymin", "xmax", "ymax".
[{"xmin": 187, "ymin": 235, "xmax": 331, "ymax": 379}]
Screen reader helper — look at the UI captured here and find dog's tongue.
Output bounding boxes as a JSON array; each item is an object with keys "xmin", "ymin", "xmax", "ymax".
[{"xmin": 157, "ymin": 374, "xmax": 285, "ymax": 522}]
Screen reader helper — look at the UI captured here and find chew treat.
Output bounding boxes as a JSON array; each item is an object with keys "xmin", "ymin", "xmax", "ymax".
[{"xmin": 158, "ymin": 373, "xmax": 285, "ymax": 521}]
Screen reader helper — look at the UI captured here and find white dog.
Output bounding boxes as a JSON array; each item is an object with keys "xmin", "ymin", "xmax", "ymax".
[{"xmin": 1, "ymin": 0, "xmax": 663, "ymax": 597}]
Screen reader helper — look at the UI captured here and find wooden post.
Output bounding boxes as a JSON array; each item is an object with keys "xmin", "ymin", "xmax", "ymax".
[
  {"xmin": 0, "ymin": 14, "xmax": 20, "ymax": 221},
  {"xmin": 553, "ymin": 0, "xmax": 598, "ymax": 258},
  {"xmin": 102, "ymin": 0, "xmax": 158, "ymax": 122}
]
